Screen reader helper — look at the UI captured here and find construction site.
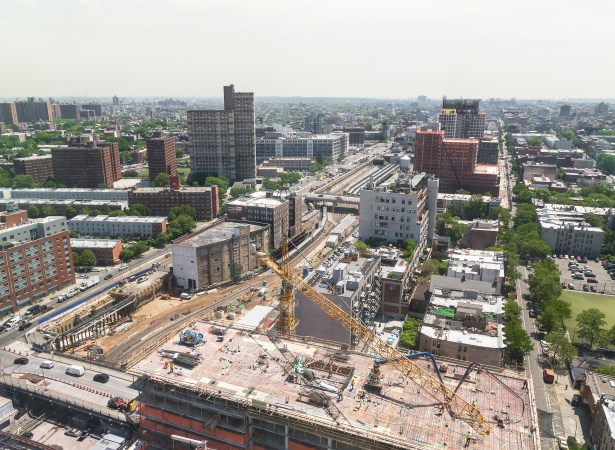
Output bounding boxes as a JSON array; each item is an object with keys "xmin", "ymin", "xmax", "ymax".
[{"xmin": 126, "ymin": 243, "xmax": 538, "ymax": 450}]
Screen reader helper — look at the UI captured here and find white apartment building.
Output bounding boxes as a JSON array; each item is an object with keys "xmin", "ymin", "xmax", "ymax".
[
  {"xmin": 358, "ymin": 172, "xmax": 439, "ymax": 250},
  {"xmin": 69, "ymin": 215, "xmax": 168, "ymax": 239},
  {"xmin": 256, "ymin": 133, "xmax": 349, "ymax": 164},
  {"xmin": 7, "ymin": 188, "xmax": 130, "ymax": 202},
  {"xmin": 537, "ymin": 209, "xmax": 604, "ymax": 258},
  {"xmin": 446, "ymin": 249, "xmax": 506, "ymax": 294}
]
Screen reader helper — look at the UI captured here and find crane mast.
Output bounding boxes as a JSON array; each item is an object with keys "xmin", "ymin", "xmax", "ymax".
[{"xmin": 256, "ymin": 246, "xmax": 493, "ymax": 435}]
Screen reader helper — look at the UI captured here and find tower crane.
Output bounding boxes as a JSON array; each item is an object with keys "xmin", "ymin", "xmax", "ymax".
[{"xmin": 255, "ymin": 241, "xmax": 493, "ymax": 435}]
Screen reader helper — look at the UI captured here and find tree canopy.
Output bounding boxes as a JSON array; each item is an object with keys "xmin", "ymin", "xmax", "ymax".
[{"xmin": 576, "ymin": 308, "xmax": 607, "ymax": 349}]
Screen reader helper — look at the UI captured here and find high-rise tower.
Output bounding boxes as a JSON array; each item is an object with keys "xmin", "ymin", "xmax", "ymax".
[
  {"xmin": 188, "ymin": 85, "xmax": 256, "ymax": 183},
  {"xmin": 439, "ymin": 99, "xmax": 485, "ymax": 139}
]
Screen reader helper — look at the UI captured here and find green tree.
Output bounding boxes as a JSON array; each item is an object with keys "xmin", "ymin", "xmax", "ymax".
[
  {"xmin": 131, "ymin": 242, "xmax": 149, "ymax": 256},
  {"xmin": 64, "ymin": 204, "xmax": 77, "ymax": 219},
  {"xmin": 528, "ymin": 259, "xmax": 563, "ymax": 304},
  {"xmin": 596, "ymin": 153, "xmax": 615, "ymax": 175},
  {"xmin": 402, "ymin": 238, "xmax": 417, "ymax": 261},
  {"xmin": 463, "ymin": 195, "xmax": 487, "ymax": 220},
  {"xmin": 504, "ymin": 297, "xmax": 522, "ymax": 324},
  {"xmin": 399, "ymin": 316, "xmax": 421, "ymax": 348},
  {"xmin": 354, "ymin": 240, "xmax": 369, "ymax": 253},
  {"xmin": 13, "ymin": 174, "xmax": 36, "ymax": 188},
  {"xmin": 27, "ymin": 205, "xmax": 41, "ymax": 218},
  {"xmin": 527, "ymin": 137, "xmax": 543, "ymax": 147},
  {"xmin": 169, "ymin": 205, "xmax": 196, "ymax": 220},
  {"xmin": 170, "ymin": 214, "xmax": 196, "ymax": 234},
  {"xmin": 153, "ymin": 172, "xmax": 170, "ymax": 187},
  {"xmin": 128, "ymin": 203, "xmax": 150, "ymax": 216},
  {"xmin": 41, "ymin": 204, "xmax": 56, "ymax": 217},
  {"xmin": 576, "ymin": 308, "xmax": 607, "ymax": 349},
  {"xmin": 545, "ymin": 329, "xmax": 577, "ymax": 364},
  {"xmin": 596, "ymin": 365, "xmax": 615, "ymax": 377},
  {"xmin": 436, "ymin": 212, "xmax": 467, "ymax": 247},
  {"xmin": 120, "ymin": 248, "xmax": 135, "ymax": 261},
  {"xmin": 584, "ymin": 213, "xmax": 605, "ymax": 228},
  {"xmin": 77, "ymin": 249, "xmax": 97, "ymax": 268},
  {"xmin": 504, "ymin": 323, "xmax": 533, "ymax": 361},
  {"xmin": 514, "ymin": 203, "xmax": 536, "ymax": 227}
]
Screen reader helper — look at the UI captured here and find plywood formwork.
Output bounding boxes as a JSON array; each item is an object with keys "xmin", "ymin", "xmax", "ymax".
[{"xmin": 131, "ymin": 321, "xmax": 538, "ymax": 450}]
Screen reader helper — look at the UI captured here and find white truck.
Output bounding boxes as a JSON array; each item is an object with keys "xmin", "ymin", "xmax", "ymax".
[
  {"xmin": 258, "ymin": 287, "xmax": 268, "ymax": 297},
  {"xmin": 326, "ymin": 235, "xmax": 339, "ymax": 248},
  {"xmin": 80, "ymin": 276, "xmax": 100, "ymax": 292}
]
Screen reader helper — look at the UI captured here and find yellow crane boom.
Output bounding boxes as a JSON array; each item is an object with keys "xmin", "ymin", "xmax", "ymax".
[{"xmin": 256, "ymin": 249, "xmax": 493, "ymax": 435}]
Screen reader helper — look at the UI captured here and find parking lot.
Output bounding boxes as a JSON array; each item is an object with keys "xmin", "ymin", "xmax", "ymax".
[{"xmin": 555, "ymin": 256, "xmax": 615, "ymax": 295}]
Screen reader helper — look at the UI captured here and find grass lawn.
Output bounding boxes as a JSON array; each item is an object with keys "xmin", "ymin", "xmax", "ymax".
[{"xmin": 560, "ymin": 290, "xmax": 615, "ymax": 344}]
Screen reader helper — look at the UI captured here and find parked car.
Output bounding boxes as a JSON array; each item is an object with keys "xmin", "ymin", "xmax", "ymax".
[
  {"xmin": 65, "ymin": 428, "xmax": 82, "ymax": 437},
  {"xmin": 557, "ymin": 436, "xmax": 569, "ymax": 449},
  {"xmin": 14, "ymin": 357, "xmax": 29, "ymax": 365},
  {"xmin": 567, "ymin": 283, "xmax": 575, "ymax": 289},
  {"xmin": 386, "ymin": 336, "xmax": 395, "ymax": 345},
  {"xmin": 40, "ymin": 360, "xmax": 54, "ymax": 369},
  {"xmin": 529, "ymin": 310, "xmax": 538, "ymax": 318},
  {"xmin": 590, "ymin": 285, "xmax": 597, "ymax": 292},
  {"xmin": 104, "ymin": 274, "xmax": 113, "ymax": 280},
  {"xmin": 18, "ymin": 321, "xmax": 33, "ymax": 331},
  {"xmin": 587, "ymin": 278, "xmax": 598, "ymax": 283},
  {"xmin": 136, "ymin": 276, "xmax": 148, "ymax": 284},
  {"xmin": 93, "ymin": 373, "xmax": 109, "ymax": 383},
  {"xmin": 583, "ymin": 284, "xmax": 589, "ymax": 291}
]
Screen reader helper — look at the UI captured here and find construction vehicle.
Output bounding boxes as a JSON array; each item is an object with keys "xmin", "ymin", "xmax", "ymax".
[
  {"xmin": 254, "ymin": 239, "xmax": 493, "ymax": 435},
  {"xmin": 107, "ymin": 397, "xmax": 137, "ymax": 412},
  {"xmin": 179, "ymin": 329, "xmax": 204, "ymax": 347}
]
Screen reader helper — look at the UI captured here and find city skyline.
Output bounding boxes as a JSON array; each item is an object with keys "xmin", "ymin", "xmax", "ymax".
[{"xmin": 2, "ymin": 0, "xmax": 614, "ymax": 99}]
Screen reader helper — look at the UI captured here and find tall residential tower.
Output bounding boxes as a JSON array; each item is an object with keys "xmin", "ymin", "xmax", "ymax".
[
  {"xmin": 188, "ymin": 85, "xmax": 256, "ymax": 183},
  {"xmin": 439, "ymin": 99, "xmax": 485, "ymax": 139}
]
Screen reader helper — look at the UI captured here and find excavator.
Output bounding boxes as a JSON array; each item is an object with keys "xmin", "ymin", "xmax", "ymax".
[{"xmin": 254, "ymin": 240, "xmax": 493, "ymax": 435}]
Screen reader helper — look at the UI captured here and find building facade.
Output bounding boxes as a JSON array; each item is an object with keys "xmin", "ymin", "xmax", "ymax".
[
  {"xmin": 128, "ymin": 183, "xmax": 219, "ymax": 221},
  {"xmin": 13, "ymin": 155, "xmax": 54, "ymax": 183},
  {"xmin": 9, "ymin": 188, "xmax": 130, "ymax": 202},
  {"xmin": 414, "ymin": 130, "xmax": 499, "ymax": 195},
  {"xmin": 69, "ymin": 215, "xmax": 168, "ymax": 239},
  {"xmin": 146, "ymin": 131, "xmax": 177, "ymax": 185},
  {"xmin": 171, "ymin": 222, "xmax": 269, "ymax": 289},
  {"xmin": 70, "ymin": 239, "xmax": 122, "ymax": 265},
  {"xmin": 358, "ymin": 172, "xmax": 439, "ymax": 249},
  {"xmin": 0, "ymin": 209, "xmax": 74, "ymax": 314},
  {"xmin": 537, "ymin": 209, "xmax": 604, "ymax": 258},
  {"xmin": 439, "ymin": 99, "xmax": 486, "ymax": 139},
  {"xmin": 0, "ymin": 103, "xmax": 18, "ymax": 125},
  {"xmin": 51, "ymin": 141, "xmax": 122, "ymax": 188},
  {"xmin": 59, "ymin": 104, "xmax": 80, "ymax": 120},
  {"xmin": 188, "ymin": 85, "xmax": 256, "ymax": 182},
  {"xmin": 477, "ymin": 138, "xmax": 499, "ymax": 164},
  {"xmin": 226, "ymin": 192, "xmax": 291, "ymax": 249},
  {"xmin": 256, "ymin": 133, "xmax": 348, "ymax": 164},
  {"xmin": 14, "ymin": 99, "xmax": 54, "ymax": 123}
]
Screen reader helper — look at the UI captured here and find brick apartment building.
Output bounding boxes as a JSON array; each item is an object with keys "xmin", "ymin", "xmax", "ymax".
[
  {"xmin": 13, "ymin": 155, "xmax": 54, "ymax": 184},
  {"xmin": 0, "ymin": 206, "xmax": 74, "ymax": 315},
  {"xmin": 51, "ymin": 140, "xmax": 122, "ymax": 188},
  {"xmin": 128, "ymin": 177, "xmax": 219, "ymax": 220},
  {"xmin": 70, "ymin": 239, "xmax": 122, "ymax": 266},
  {"xmin": 146, "ymin": 132, "xmax": 177, "ymax": 185},
  {"xmin": 414, "ymin": 129, "xmax": 499, "ymax": 196}
]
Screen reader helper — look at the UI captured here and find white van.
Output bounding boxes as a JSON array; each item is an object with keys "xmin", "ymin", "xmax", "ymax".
[
  {"xmin": 180, "ymin": 293, "xmax": 192, "ymax": 300},
  {"xmin": 40, "ymin": 360, "xmax": 54, "ymax": 369},
  {"xmin": 66, "ymin": 365, "xmax": 85, "ymax": 377}
]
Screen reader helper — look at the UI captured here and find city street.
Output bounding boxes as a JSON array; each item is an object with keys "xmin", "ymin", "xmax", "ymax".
[{"xmin": 517, "ymin": 266, "xmax": 566, "ymax": 449}]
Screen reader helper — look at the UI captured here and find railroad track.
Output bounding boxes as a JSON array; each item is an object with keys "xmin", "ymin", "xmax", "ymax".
[{"xmin": 112, "ymin": 286, "xmax": 256, "ymax": 369}]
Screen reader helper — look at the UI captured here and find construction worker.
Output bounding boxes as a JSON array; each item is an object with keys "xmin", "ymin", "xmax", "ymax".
[
  {"xmin": 465, "ymin": 431, "xmax": 472, "ymax": 447},
  {"xmin": 471, "ymin": 400, "xmax": 476, "ymax": 409},
  {"xmin": 350, "ymin": 379, "xmax": 355, "ymax": 390}
]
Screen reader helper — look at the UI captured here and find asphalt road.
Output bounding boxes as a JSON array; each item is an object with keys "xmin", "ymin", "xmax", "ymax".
[{"xmin": 517, "ymin": 265, "xmax": 565, "ymax": 449}]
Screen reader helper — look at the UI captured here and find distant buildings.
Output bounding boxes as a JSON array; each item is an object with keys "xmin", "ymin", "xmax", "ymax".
[
  {"xmin": 59, "ymin": 104, "xmax": 80, "ymax": 120},
  {"xmin": 112, "ymin": 95, "xmax": 120, "ymax": 106},
  {"xmin": 414, "ymin": 130, "xmax": 500, "ymax": 195},
  {"xmin": 358, "ymin": 172, "xmax": 439, "ymax": 255},
  {"xmin": 69, "ymin": 215, "xmax": 168, "ymax": 239},
  {"xmin": 51, "ymin": 140, "xmax": 122, "ymax": 188},
  {"xmin": 188, "ymin": 85, "xmax": 256, "ymax": 182},
  {"xmin": 256, "ymin": 133, "xmax": 348, "ymax": 164},
  {"xmin": 439, "ymin": 99, "xmax": 486, "ymax": 139},
  {"xmin": 559, "ymin": 104, "xmax": 571, "ymax": 117},
  {"xmin": 259, "ymin": 157, "xmax": 313, "ymax": 172},
  {"xmin": 342, "ymin": 126, "xmax": 366, "ymax": 147},
  {"xmin": 0, "ymin": 103, "xmax": 18, "ymax": 125},
  {"xmin": 477, "ymin": 137, "xmax": 499, "ymax": 164},
  {"xmin": 9, "ymin": 188, "xmax": 129, "ymax": 202},
  {"xmin": 171, "ymin": 222, "xmax": 269, "ymax": 290},
  {"xmin": 14, "ymin": 98, "xmax": 54, "ymax": 123},
  {"xmin": 13, "ymin": 155, "xmax": 54, "ymax": 184},
  {"xmin": 0, "ymin": 206, "xmax": 74, "ymax": 314},
  {"xmin": 146, "ymin": 131, "xmax": 177, "ymax": 185},
  {"xmin": 81, "ymin": 104, "xmax": 102, "ymax": 117},
  {"xmin": 128, "ymin": 177, "xmax": 219, "ymax": 220}
]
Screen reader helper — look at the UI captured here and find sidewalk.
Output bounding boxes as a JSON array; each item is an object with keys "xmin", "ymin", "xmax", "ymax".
[{"xmin": 552, "ymin": 369, "xmax": 591, "ymax": 445}]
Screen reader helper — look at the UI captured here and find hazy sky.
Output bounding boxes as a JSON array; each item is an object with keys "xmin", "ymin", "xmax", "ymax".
[{"xmin": 2, "ymin": 0, "xmax": 613, "ymax": 99}]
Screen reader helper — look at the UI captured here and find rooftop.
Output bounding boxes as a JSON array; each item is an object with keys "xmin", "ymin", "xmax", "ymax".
[
  {"xmin": 174, "ymin": 222, "xmax": 267, "ymax": 248},
  {"xmin": 131, "ymin": 321, "xmax": 535, "ymax": 450},
  {"xmin": 70, "ymin": 238, "xmax": 120, "ymax": 249},
  {"xmin": 70, "ymin": 215, "xmax": 167, "ymax": 224},
  {"xmin": 421, "ymin": 319, "xmax": 505, "ymax": 349}
]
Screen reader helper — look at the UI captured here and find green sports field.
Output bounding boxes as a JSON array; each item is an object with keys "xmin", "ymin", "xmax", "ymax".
[{"xmin": 560, "ymin": 290, "xmax": 615, "ymax": 344}]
